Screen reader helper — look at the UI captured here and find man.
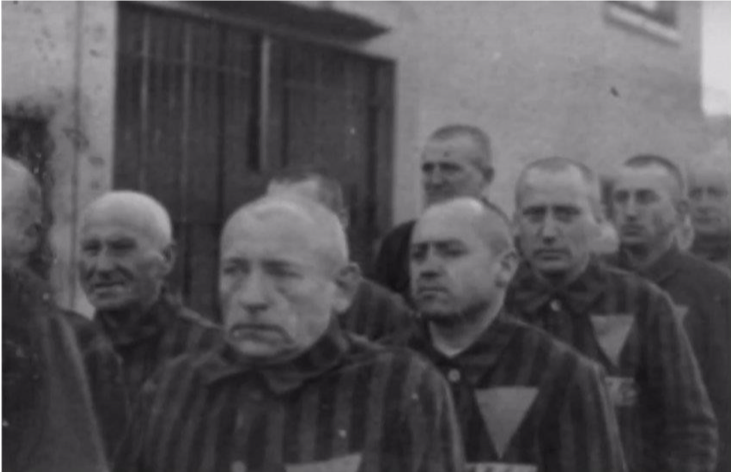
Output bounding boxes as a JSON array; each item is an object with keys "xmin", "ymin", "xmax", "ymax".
[
  {"xmin": 506, "ymin": 156, "xmax": 718, "ymax": 472},
  {"xmin": 116, "ymin": 196, "xmax": 466, "ymax": 472},
  {"xmin": 3, "ymin": 157, "xmax": 109, "ymax": 472},
  {"xmin": 391, "ymin": 197, "xmax": 626, "ymax": 472},
  {"xmin": 78, "ymin": 191, "xmax": 220, "ymax": 401},
  {"xmin": 687, "ymin": 154, "xmax": 731, "ymax": 273},
  {"xmin": 610, "ymin": 154, "xmax": 731, "ymax": 472},
  {"xmin": 267, "ymin": 167, "xmax": 413, "ymax": 341},
  {"xmin": 373, "ymin": 124, "xmax": 494, "ymax": 303}
]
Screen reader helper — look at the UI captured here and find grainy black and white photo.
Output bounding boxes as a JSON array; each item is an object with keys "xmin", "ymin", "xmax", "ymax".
[{"xmin": 3, "ymin": 2, "xmax": 730, "ymax": 472}]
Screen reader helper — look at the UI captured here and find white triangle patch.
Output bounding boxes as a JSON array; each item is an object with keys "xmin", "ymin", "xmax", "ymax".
[
  {"xmin": 674, "ymin": 305, "xmax": 689, "ymax": 325},
  {"xmin": 287, "ymin": 454, "xmax": 362, "ymax": 472},
  {"xmin": 590, "ymin": 315, "xmax": 634, "ymax": 367},
  {"xmin": 475, "ymin": 387, "xmax": 538, "ymax": 458}
]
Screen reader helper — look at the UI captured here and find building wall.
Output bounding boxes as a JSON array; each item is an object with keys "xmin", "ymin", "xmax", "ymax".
[
  {"xmin": 2, "ymin": 1, "xmax": 710, "ymax": 311},
  {"xmin": 3, "ymin": 1, "xmax": 117, "ymax": 313}
]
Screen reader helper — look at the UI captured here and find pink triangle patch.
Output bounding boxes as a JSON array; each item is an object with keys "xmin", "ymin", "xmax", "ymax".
[
  {"xmin": 590, "ymin": 315, "xmax": 634, "ymax": 367},
  {"xmin": 475, "ymin": 387, "xmax": 538, "ymax": 458}
]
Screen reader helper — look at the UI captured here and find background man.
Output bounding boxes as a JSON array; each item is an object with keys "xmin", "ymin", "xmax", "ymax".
[
  {"xmin": 116, "ymin": 196, "xmax": 465, "ymax": 472},
  {"xmin": 611, "ymin": 154, "xmax": 731, "ymax": 472},
  {"xmin": 78, "ymin": 191, "xmax": 220, "ymax": 402},
  {"xmin": 393, "ymin": 197, "xmax": 625, "ymax": 472},
  {"xmin": 3, "ymin": 157, "xmax": 109, "ymax": 472},
  {"xmin": 267, "ymin": 167, "xmax": 413, "ymax": 341},
  {"xmin": 506, "ymin": 156, "xmax": 718, "ymax": 472},
  {"xmin": 687, "ymin": 153, "xmax": 731, "ymax": 273},
  {"xmin": 373, "ymin": 124, "xmax": 494, "ymax": 303}
]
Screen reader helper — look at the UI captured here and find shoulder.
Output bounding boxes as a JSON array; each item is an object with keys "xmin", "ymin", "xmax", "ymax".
[
  {"xmin": 355, "ymin": 279, "xmax": 411, "ymax": 312},
  {"xmin": 677, "ymin": 251, "xmax": 731, "ymax": 287}
]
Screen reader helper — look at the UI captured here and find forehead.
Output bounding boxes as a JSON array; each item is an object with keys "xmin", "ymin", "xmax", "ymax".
[
  {"xmin": 519, "ymin": 167, "xmax": 592, "ymax": 208},
  {"xmin": 422, "ymin": 135, "xmax": 481, "ymax": 163},
  {"xmin": 81, "ymin": 208, "xmax": 158, "ymax": 241},
  {"xmin": 615, "ymin": 165, "xmax": 676, "ymax": 192},
  {"xmin": 689, "ymin": 168, "xmax": 730, "ymax": 189},
  {"xmin": 221, "ymin": 211, "xmax": 321, "ymax": 263},
  {"xmin": 414, "ymin": 208, "xmax": 485, "ymax": 246}
]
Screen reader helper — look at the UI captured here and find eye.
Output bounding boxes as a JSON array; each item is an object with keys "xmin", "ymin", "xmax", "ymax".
[
  {"xmin": 522, "ymin": 207, "xmax": 545, "ymax": 222},
  {"xmin": 613, "ymin": 191, "xmax": 628, "ymax": 204},
  {"xmin": 81, "ymin": 241, "xmax": 100, "ymax": 255},
  {"xmin": 554, "ymin": 206, "xmax": 580, "ymax": 222},
  {"xmin": 709, "ymin": 187, "xmax": 728, "ymax": 198},
  {"xmin": 410, "ymin": 245, "xmax": 427, "ymax": 262}
]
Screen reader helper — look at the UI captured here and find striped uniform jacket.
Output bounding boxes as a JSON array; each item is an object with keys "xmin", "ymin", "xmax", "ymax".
[
  {"xmin": 612, "ymin": 245, "xmax": 731, "ymax": 472},
  {"xmin": 339, "ymin": 278, "xmax": 414, "ymax": 342},
  {"xmin": 64, "ymin": 309, "xmax": 130, "ymax": 458},
  {"xmin": 95, "ymin": 290, "xmax": 222, "ymax": 404},
  {"xmin": 506, "ymin": 258, "xmax": 718, "ymax": 472},
  {"xmin": 115, "ymin": 322, "xmax": 466, "ymax": 472},
  {"xmin": 393, "ymin": 315, "xmax": 626, "ymax": 472}
]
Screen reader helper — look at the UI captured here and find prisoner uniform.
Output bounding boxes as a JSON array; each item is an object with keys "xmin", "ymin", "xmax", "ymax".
[
  {"xmin": 115, "ymin": 322, "xmax": 465, "ymax": 472},
  {"xmin": 393, "ymin": 315, "xmax": 626, "ymax": 472},
  {"xmin": 339, "ymin": 278, "xmax": 414, "ymax": 342},
  {"xmin": 506, "ymin": 258, "xmax": 718, "ymax": 472},
  {"xmin": 94, "ymin": 289, "xmax": 222, "ymax": 403},
  {"xmin": 64, "ymin": 309, "xmax": 130, "ymax": 458},
  {"xmin": 613, "ymin": 245, "xmax": 731, "ymax": 472},
  {"xmin": 691, "ymin": 233, "xmax": 731, "ymax": 275}
]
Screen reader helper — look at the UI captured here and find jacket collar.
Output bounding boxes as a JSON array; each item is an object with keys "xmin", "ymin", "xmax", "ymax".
[
  {"xmin": 692, "ymin": 232, "xmax": 731, "ymax": 263},
  {"xmin": 616, "ymin": 243, "xmax": 683, "ymax": 285},
  {"xmin": 96, "ymin": 287, "xmax": 181, "ymax": 348},
  {"xmin": 404, "ymin": 314, "xmax": 519, "ymax": 386},
  {"xmin": 509, "ymin": 257, "xmax": 607, "ymax": 317},
  {"xmin": 199, "ymin": 320, "xmax": 350, "ymax": 395}
]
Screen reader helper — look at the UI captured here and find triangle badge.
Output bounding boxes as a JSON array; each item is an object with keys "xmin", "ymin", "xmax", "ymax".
[
  {"xmin": 590, "ymin": 315, "xmax": 634, "ymax": 367},
  {"xmin": 674, "ymin": 305, "xmax": 689, "ymax": 326},
  {"xmin": 286, "ymin": 454, "xmax": 362, "ymax": 472},
  {"xmin": 475, "ymin": 387, "xmax": 538, "ymax": 458}
]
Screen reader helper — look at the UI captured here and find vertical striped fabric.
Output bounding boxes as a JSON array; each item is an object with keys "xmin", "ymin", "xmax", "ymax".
[
  {"xmin": 95, "ymin": 291, "xmax": 222, "ymax": 404},
  {"xmin": 394, "ymin": 315, "xmax": 626, "ymax": 472},
  {"xmin": 506, "ymin": 259, "xmax": 718, "ymax": 472},
  {"xmin": 612, "ymin": 246, "xmax": 731, "ymax": 472},
  {"xmin": 64, "ymin": 309, "xmax": 130, "ymax": 458},
  {"xmin": 338, "ymin": 279, "xmax": 414, "ymax": 342},
  {"xmin": 115, "ymin": 323, "xmax": 465, "ymax": 472}
]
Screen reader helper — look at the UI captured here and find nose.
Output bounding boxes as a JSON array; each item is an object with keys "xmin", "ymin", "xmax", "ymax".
[
  {"xmin": 539, "ymin": 215, "xmax": 559, "ymax": 241},
  {"xmin": 425, "ymin": 166, "xmax": 445, "ymax": 186},
  {"xmin": 413, "ymin": 249, "xmax": 442, "ymax": 280},
  {"xmin": 89, "ymin": 250, "xmax": 116, "ymax": 274},
  {"xmin": 235, "ymin": 268, "xmax": 270, "ymax": 314}
]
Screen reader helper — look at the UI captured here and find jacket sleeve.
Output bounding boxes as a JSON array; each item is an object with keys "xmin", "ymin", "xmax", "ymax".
[{"xmin": 644, "ymin": 290, "xmax": 718, "ymax": 472}]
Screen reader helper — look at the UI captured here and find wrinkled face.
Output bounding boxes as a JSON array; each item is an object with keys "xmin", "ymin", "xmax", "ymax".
[
  {"xmin": 78, "ymin": 212, "xmax": 170, "ymax": 312},
  {"xmin": 515, "ymin": 168, "xmax": 600, "ymax": 281},
  {"xmin": 219, "ymin": 211, "xmax": 338, "ymax": 363},
  {"xmin": 422, "ymin": 136, "xmax": 488, "ymax": 206},
  {"xmin": 688, "ymin": 170, "xmax": 731, "ymax": 236},
  {"xmin": 410, "ymin": 209, "xmax": 507, "ymax": 324},
  {"xmin": 612, "ymin": 166, "xmax": 680, "ymax": 249}
]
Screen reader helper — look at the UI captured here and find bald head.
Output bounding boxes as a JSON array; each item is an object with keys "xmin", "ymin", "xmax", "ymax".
[
  {"xmin": 81, "ymin": 191, "xmax": 172, "ymax": 249},
  {"xmin": 3, "ymin": 157, "xmax": 43, "ymax": 268},
  {"xmin": 418, "ymin": 197, "xmax": 514, "ymax": 256},
  {"xmin": 222, "ymin": 196, "xmax": 349, "ymax": 273}
]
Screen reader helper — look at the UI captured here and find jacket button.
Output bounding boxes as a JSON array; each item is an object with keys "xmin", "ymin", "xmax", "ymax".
[
  {"xmin": 231, "ymin": 461, "xmax": 247, "ymax": 472},
  {"xmin": 549, "ymin": 299, "xmax": 562, "ymax": 311},
  {"xmin": 447, "ymin": 369, "xmax": 461, "ymax": 383}
]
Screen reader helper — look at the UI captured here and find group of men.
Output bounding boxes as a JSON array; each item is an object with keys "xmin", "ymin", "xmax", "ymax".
[{"xmin": 2, "ymin": 122, "xmax": 730, "ymax": 472}]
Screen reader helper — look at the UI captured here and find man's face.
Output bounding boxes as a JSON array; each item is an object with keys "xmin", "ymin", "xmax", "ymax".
[
  {"xmin": 219, "ymin": 211, "xmax": 338, "ymax": 363},
  {"xmin": 410, "ymin": 208, "xmax": 507, "ymax": 324},
  {"xmin": 422, "ymin": 135, "xmax": 489, "ymax": 206},
  {"xmin": 688, "ymin": 169, "xmax": 731, "ymax": 236},
  {"xmin": 612, "ymin": 166, "xmax": 680, "ymax": 248},
  {"xmin": 515, "ymin": 168, "xmax": 599, "ymax": 281},
  {"xmin": 78, "ymin": 212, "xmax": 170, "ymax": 312}
]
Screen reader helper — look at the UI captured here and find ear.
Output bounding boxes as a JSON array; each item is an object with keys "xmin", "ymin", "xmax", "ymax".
[
  {"xmin": 159, "ymin": 242, "xmax": 177, "ymax": 277},
  {"xmin": 332, "ymin": 262, "xmax": 362, "ymax": 315},
  {"xmin": 495, "ymin": 249, "xmax": 519, "ymax": 289}
]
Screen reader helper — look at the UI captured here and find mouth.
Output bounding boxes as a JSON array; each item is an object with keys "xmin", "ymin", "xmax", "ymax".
[
  {"xmin": 534, "ymin": 249, "xmax": 567, "ymax": 259},
  {"xmin": 229, "ymin": 324, "xmax": 286, "ymax": 341},
  {"xmin": 90, "ymin": 281, "xmax": 127, "ymax": 292},
  {"xmin": 620, "ymin": 225, "xmax": 644, "ymax": 236}
]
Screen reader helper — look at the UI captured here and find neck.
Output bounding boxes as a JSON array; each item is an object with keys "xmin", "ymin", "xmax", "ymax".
[
  {"xmin": 533, "ymin": 255, "xmax": 590, "ymax": 288},
  {"xmin": 622, "ymin": 236, "xmax": 674, "ymax": 271},
  {"xmin": 428, "ymin": 296, "xmax": 503, "ymax": 357}
]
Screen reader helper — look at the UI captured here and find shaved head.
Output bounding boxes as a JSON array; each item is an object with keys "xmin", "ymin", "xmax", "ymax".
[
  {"xmin": 3, "ymin": 157, "xmax": 43, "ymax": 268},
  {"xmin": 420, "ymin": 197, "xmax": 514, "ymax": 256},
  {"xmin": 81, "ymin": 191, "xmax": 172, "ymax": 249},
  {"xmin": 222, "ymin": 196, "xmax": 348, "ymax": 273}
]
